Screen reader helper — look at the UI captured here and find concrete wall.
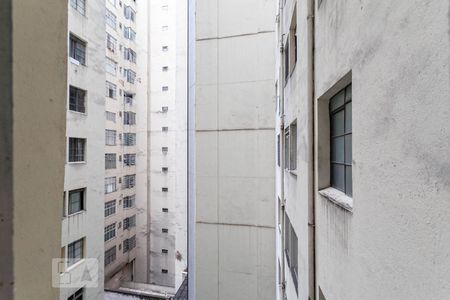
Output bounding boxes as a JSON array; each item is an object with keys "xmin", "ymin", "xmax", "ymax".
[
  {"xmin": 0, "ymin": 0, "xmax": 67, "ymax": 299},
  {"xmin": 193, "ymin": 0, "xmax": 277, "ymax": 299},
  {"xmin": 313, "ymin": 1, "xmax": 450, "ymax": 299}
]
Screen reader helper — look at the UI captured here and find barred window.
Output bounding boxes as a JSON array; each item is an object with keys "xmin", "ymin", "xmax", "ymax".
[
  {"xmin": 162, "ymin": 167, "xmax": 168, "ymax": 172},
  {"xmin": 162, "ymin": 147, "xmax": 168, "ymax": 153},
  {"xmin": 106, "ymin": 33, "xmax": 117, "ymax": 52},
  {"xmin": 162, "ymin": 86, "xmax": 169, "ymax": 91},
  {"xmin": 104, "ymin": 223, "xmax": 116, "ymax": 242},
  {"xmin": 105, "ymin": 200, "xmax": 116, "ymax": 217},
  {"xmin": 105, "ymin": 130, "xmax": 116, "ymax": 145},
  {"xmin": 162, "ymin": 66, "xmax": 168, "ymax": 72},
  {"xmin": 124, "ymin": 93, "xmax": 134, "ymax": 105},
  {"xmin": 123, "ymin": 154, "xmax": 136, "ymax": 166},
  {"xmin": 105, "ymin": 246, "xmax": 116, "ymax": 266},
  {"xmin": 161, "ymin": 106, "xmax": 168, "ymax": 113},
  {"xmin": 106, "ymin": 81, "xmax": 117, "ymax": 99},
  {"xmin": 123, "ymin": 195, "xmax": 135, "ymax": 208},
  {"xmin": 284, "ymin": 213, "xmax": 298, "ymax": 293},
  {"xmin": 284, "ymin": 120, "xmax": 297, "ymax": 171},
  {"xmin": 69, "ymin": 86, "xmax": 86, "ymax": 113},
  {"xmin": 123, "ymin": 133, "xmax": 136, "ymax": 146},
  {"xmin": 123, "ymin": 235, "xmax": 136, "ymax": 252},
  {"xmin": 124, "ymin": 48, "xmax": 137, "ymax": 63},
  {"xmin": 69, "ymin": 34, "xmax": 86, "ymax": 65},
  {"xmin": 162, "ymin": 208, "xmax": 168, "ymax": 213},
  {"xmin": 330, "ymin": 84, "xmax": 352, "ymax": 196},
  {"xmin": 68, "ymin": 138, "xmax": 86, "ymax": 162},
  {"xmin": 105, "ymin": 153, "xmax": 116, "ymax": 169},
  {"xmin": 162, "ymin": 187, "xmax": 168, "ymax": 192},
  {"xmin": 124, "ymin": 69, "xmax": 136, "ymax": 84},
  {"xmin": 162, "ymin": 228, "xmax": 168, "ymax": 233},
  {"xmin": 106, "ymin": 111, "xmax": 116, "ymax": 122},
  {"xmin": 124, "ymin": 27, "xmax": 136, "ymax": 41},
  {"xmin": 68, "ymin": 188, "xmax": 85, "ymax": 215},
  {"xmin": 123, "ymin": 174, "xmax": 136, "ymax": 189},
  {"xmin": 124, "ymin": 112, "xmax": 136, "ymax": 125},
  {"xmin": 105, "ymin": 57, "xmax": 117, "ymax": 75},
  {"xmin": 162, "ymin": 46, "xmax": 168, "ymax": 52},
  {"xmin": 67, "ymin": 238, "xmax": 84, "ymax": 266},
  {"xmin": 123, "ymin": 215, "xmax": 136, "ymax": 230},
  {"xmin": 162, "ymin": 126, "xmax": 168, "ymax": 132},
  {"xmin": 124, "ymin": 5, "xmax": 136, "ymax": 21},
  {"xmin": 106, "ymin": 9, "xmax": 117, "ymax": 29},
  {"xmin": 104, "ymin": 177, "xmax": 117, "ymax": 194}
]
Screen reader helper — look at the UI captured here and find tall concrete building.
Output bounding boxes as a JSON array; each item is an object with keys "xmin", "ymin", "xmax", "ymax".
[
  {"xmin": 275, "ymin": 0, "xmax": 450, "ymax": 299},
  {"xmin": 144, "ymin": 0, "xmax": 188, "ymax": 291},
  {"xmin": 60, "ymin": 0, "xmax": 106, "ymax": 299},
  {"xmin": 188, "ymin": 0, "xmax": 277, "ymax": 299},
  {"xmin": 103, "ymin": 0, "xmax": 143, "ymax": 289}
]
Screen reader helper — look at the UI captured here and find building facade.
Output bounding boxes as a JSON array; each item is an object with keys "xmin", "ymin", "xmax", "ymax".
[
  {"xmin": 61, "ymin": 0, "xmax": 106, "ymax": 299},
  {"xmin": 275, "ymin": 0, "xmax": 450, "ymax": 299},
  {"xmin": 188, "ymin": 0, "xmax": 277, "ymax": 299}
]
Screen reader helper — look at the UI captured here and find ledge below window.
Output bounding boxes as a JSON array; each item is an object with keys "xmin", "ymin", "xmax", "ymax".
[{"xmin": 318, "ymin": 187, "xmax": 353, "ymax": 212}]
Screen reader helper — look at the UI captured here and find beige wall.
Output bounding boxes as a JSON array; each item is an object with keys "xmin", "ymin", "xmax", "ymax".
[{"xmin": 2, "ymin": 0, "xmax": 67, "ymax": 299}]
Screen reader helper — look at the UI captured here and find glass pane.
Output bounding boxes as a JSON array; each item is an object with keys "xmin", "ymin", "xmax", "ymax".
[
  {"xmin": 331, "ymin": 136, "xmax": 344, "ymax": 163},
  {"xmin": 345, "ymin": 84, "xmax": 352, "ymax": 101},
  {"xmin": 330, "ymin": 90, "xmax": 345, "ymax": 112},
  {"xmin": 345, "ymin": 102, "xmax": 352, "ymax": 133},
  {"xmin": 345, "ymin": 134, "xmax": 352, "ymax": 164},
  {"xmin": 345, "ymin": 166, "xmax": 352, "ymax": 196},
  {"xmin": 331, "ymin": 164, "xmax": 345, "ymax": 192},
  {"xmin": 331, "ymin": 110, "xmax": 344, "ymax": 136}
]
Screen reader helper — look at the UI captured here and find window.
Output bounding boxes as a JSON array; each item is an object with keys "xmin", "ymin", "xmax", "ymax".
[
  {"xmin": 106, "ymin": 9, "xmax": 117, "ymax": 29},
  {"xmin": 124, "ymin": 112, "xmax": 136, "ymax": 125},
  {"xmin": 162, "ymin": 126, "xmax": 168, "ymax": 132},
  {"xmin": 105, "ymin": 129, "xmax": 116, "ymax": 145},
  {"xmin": 67, "ymin": 238, "xmax": 84, "ymax": 266},
  {"xmin": 69, "ymin": 86, "xmax": 86, "ymax": 113},
  {"xmin": 277, "ymin": 134, "xmax": 281, "ymax": 167},
  {"xmin": 106, "ymin": 111, "xmax": 116, "ymax": 122},
  {"xmin": 123, "ymin": 235, "xmax": 136, "ymax": 252},
  {"xmin": 123, "ymin": 174, "xmax": 136, "ymax": 189},
  {"xmin": 106, "ymin": 81, "xmax": 117, "ymax": 99},
  {"xmin": 104, "ymin": 223, "xmax": 116, "ymax": 242},
  {"xmin": 124, "ymin": 154, "xmax": 136, "ymax": 166},
  {"xmin": 68, "ymin": 288, "xmax": 83, "ymax": 300},
  {"xmin": 105, "ymin": 153, "xmax": 116, "ymax": 169},
  {"xmin": 124, "ymin": 69, "xmax": 136, "ymax": 84},
  {"xmin": 161, "ymin": 106, "xmax": 168, "ymax": 113},
  {"xmin": 124, "ymin": 27, "xmax": 136, "ymax": 41},
  {"xmin": 123, "ymin": 195, "xmax": 135, "ymax": 208},
  {"xmin": 68, "ymin": 188, "xmax": 85, "ymax": 215},
  {"xmin": 106, "ymin": 33, "xmax": 117, "ymax": 52},
  {"xmin": 68, "ymin": 138, "xmax": 86, "ymax": 162},
  {"xmin": 284, "ymin": 39, "xmax": 289, "ymax": 81},
  {"xmin": 162, "ymin": 86, "xmax": 169, "ymax": 92},
  {"xmin": 123, "ymin": 215, "xmax": 136, "ymax": 230},
  {"xmin": 124, "ymin": 6, "xmax": 136, "ymax": 21},
  {"xmin": 105, "ymin": 57, "xmax": 117, "ymax": 75},
  {"xmin": 162, "ymin": 167, "xmax": 168, "ymax": 172},
  {"xmin": 162, "ymin": 249, "xmax": 168, "ymax": 254},
  {"xmin": 124, "ymin": 48, "xmax": 136, "ymax": 63},
  {"xmin": 162, "ymin": 66, "xmax": 168, "ymax": 72},
  {"xmin": 162, "ymin": 187, "xmax": 168, "ymax": 192},
  {"xmin": 105, "ymin": 177, "xmax": 117, "ymax": 194},
  {"xmin": 69, "ymin": 34, "xmax": 86, "ymax": 65},
  {"xmin": 161, "ymin": 269, "xmax": 168, "ymax": 274},
  {"xmin": 162, "ymin": 146, "xmax": 168, "ymax": 153},
  {"xmin": 162, "ymin": 46, "xmax": 168, "ymax": 52},
  {"xmin": 162, "ymin": 228, "xmax": 168, "ymax": 233},
  {"xmin": 105, "ymin": 246, "xmax": 116, "ymax": 266},
  {"xmin": 124, "ymin": 93, "xmax": 134, "ymax": 105},
  {"xmin": 123, "ymin": 133, "xmax": 136, "ymax": 146},
  {"xmin": 162, "ymin": 208, "xmax": 168, "ymax": 213},
  {"xmin": 284, "ymin": 121, "xmax": 297, "ymax": 171},
  {"xmin": 105, "ymin": 200, "xmax": 116, "ymax": 217},
  {"xmin": 284, "ymin": 213, "xmax": 298, "ymax": 293},
  {"xmin": 70, "ymin": 0, "xmax": 86, "ymax": 15},
  {"xmin": 330, "ymin": 84, "xmax": 352, "ymax": 196}
]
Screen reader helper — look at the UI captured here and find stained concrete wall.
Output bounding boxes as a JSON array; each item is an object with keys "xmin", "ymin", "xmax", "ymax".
[
  {"xmin": 314, "ymin": 1, "xmax": 450, "ymax": 299},
  {"xmin": 193, "ymin": 0, "xmax": 277, "ymax": 299},
  {"xmin": 0, "ymin": 0, "xmax": 67, "ymax": 299}
]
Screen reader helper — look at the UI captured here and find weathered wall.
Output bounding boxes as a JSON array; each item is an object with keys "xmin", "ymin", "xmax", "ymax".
[
  {"xmin": 194, "ymin": 0, "xmax": 277, "ymax": 299},
  {"xmin": 9, "ymin": 0, "xmax": 67, "ymax": 299},
  {"xmin": 314, "ymin": 0, "xmax": 450, "ymax": 299}
]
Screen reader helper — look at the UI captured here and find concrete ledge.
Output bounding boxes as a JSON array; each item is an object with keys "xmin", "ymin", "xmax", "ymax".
[{"xmin": 319, "ymin": 187, "xmax": 353, "ymax": 212}]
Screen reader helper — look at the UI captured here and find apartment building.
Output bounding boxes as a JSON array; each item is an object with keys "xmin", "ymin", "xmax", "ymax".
[
  {"xmin": 187, "ymin": 0, "xmax": 277, "ymax": 299},
  {"xmin": 143, "ymin": 0, "xmax": 188, "ymax": 291},
  {"xmin": 103, "ymin": 0, "xmax": 141, "ymax": 289},
  {"xmin": 275, "ymin": 0, "xmax": 450, "ymax": 300},
  {"xmin": 60, "ymin": 0, "xmax": 106, "ymax": 299}
]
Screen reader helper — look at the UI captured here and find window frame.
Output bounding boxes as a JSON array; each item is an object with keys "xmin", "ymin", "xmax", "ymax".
[
  {"xmin": 68, "ymin": 188, "xmax": 85, "ymax": 215},
  {"xmin": 69, "ymin": 86, "xmax": 86, "ymax": 113},
  {"xmin": 69, "ymin": 34, "xmax": 86, "ymax": 65},
  {"xmin": 68, "ymin": 138, "xmax": 86, "ymax": 163}
]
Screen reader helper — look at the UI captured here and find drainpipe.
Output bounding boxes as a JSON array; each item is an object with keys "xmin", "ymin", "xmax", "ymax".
[{"xmin": 307, "ymin": 0, "xmax": 316, "ymax": 299}]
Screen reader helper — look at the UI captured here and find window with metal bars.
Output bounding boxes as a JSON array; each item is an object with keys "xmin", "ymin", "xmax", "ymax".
[
  {"xmin": 68, "ymin": 138, "xmax": 86, "ymax": 162},
  {"xmin": 124, "ymin": 48, "xmax": 137, "ymax": 63},
  {"xmin": 106, "ymin": 111, "xmax": 116, "ymax": 122},
  {"xmin": 284, "ymin": 212, "xmax": 298, "ymax": 293},
  {"xmin": 123, "ymin": 235, "xmax": 136, "ymax": 252},
  {"xmin": 105, "ymin": 153, "xmax": 116, "ymax": 169},
  {"xmin": 105, "ymin": 246, "xmax": 116, "ymax": 266},
  {"xmin": 70, "ymin": 0, "xmax": 86, "ymax": 15},
  {"xmin": 123, "ymin": 195, "xmax": 135, "ymax": 208},
  {"xmin": 105, "ymin": 130, "xmax": 116, "ymax": 145},
  {"xmin": 105, "ymin": 57, "xmax": 117, "ymax": 75},
  {"xmin": 123, "ymin": 154, "xmax": 136, "ymax": 166},
  {"xmin": 105, "ymin": 200, "xmax": 116, "ymax": 217},
  {"xmin": 68, "ymin": 188, "xmax": 85, "ymax": 215},
  {"xmin": 69, "ymin": 86, "xmax": 86, "ymax": 113},
  {"xmin": 106, "ymin": 9, "xmax": 117, "ymax": 29},
  {"xmin": 123, "ymin": 215, "xmax": 136, "ymax": 230},
  {"xmin": 124, "ymin": 27, "xmax": 136, "ymax": 41},
  {"xmin": 123, "ymin": 111, "xmax": 136, "ymax": 125},
  {"xmin": 123, "ymin": 133, "xmax": 136, "ymax": 146},
  {"xmin": 123, "ymin": 174, "xmax": 136, "ymax": 189},
  {"xmin": 69, "ymin": 34, "xmax": 86, "ymax": 65},
  {"xmin": 104, "ymin": 177, "xmax": 117, "ymax": 194},
  {"xmin": 106, "ymin": 81, "xmax": 117, "ymax": 99},
  {"xmin": 67, "ymin": 238, "xmax": 84, "ymax": 266},
  {"xmin": 330, "ymin": 84, "xmax": 352, "ymax": 196},
  {"xmin": 106, "ymin": 33, "xmax": 116, "ymax": 52},
  {"xmin": 104, "ymin": 223, "xmax": 116, "ymax": 242},
  {"xmin": 124, "ymin": 5, "xmax": 136, "ymax": 21}
]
